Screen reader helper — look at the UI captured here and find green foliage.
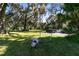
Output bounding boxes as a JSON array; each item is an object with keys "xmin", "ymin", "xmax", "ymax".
[
  {"xmin": 63, "ymin": 27, "xmax": 75, "ymax": 34},
  {"xmin": 56, "ymin": 3, "xmax": 79, "ymax": 32},
  {"xmin": 64, "ymin": 3, "xmax": 79, "ymax": 12}
]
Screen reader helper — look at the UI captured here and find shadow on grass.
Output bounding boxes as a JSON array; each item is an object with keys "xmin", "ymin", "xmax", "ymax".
[
  {"xmin": 65, "ymin": 33, "xmax": 79, "ymax": 43},
  {"xmin": 1, "ymin": 34, "xmax": 79, "ymax": 56},
  {"xmin": 0, "ymin": 36, "xmax": 32, "ymax": 56}
]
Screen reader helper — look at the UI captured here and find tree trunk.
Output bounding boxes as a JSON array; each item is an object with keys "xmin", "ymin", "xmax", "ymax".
[
  {"xmin": 0, "ymin": 3, "xmax": 8, "ymax": 34},
  {"xmin": 23, "ymin": 14, "xmax": 28, "ymax": 31},
  {"xmin": 3, "ymin": 17, "xmax": 6, "ymax": 34},
  {"xmin": 77, "ymin": 25, "xmax": 79, "ymax": 32}
]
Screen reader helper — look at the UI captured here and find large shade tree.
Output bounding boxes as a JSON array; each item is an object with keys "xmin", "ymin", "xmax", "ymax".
[{"xmin": 63, "ymin": 3, "xmax": 79, "ymax": 32}]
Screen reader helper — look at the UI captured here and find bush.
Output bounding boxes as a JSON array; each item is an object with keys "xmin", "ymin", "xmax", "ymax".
[{"xmin": 63, "ymin": 28, "xmax": 76, "ymax": 34}]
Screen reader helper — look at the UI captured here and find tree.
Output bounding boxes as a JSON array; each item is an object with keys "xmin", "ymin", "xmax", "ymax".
[
  {"xmin": 63, "ymin": 3, "xmax": 79, "ymax": 32},
  {"xmin": 0, "ymin": 3, "xmax": 8, "ymax": 33}
]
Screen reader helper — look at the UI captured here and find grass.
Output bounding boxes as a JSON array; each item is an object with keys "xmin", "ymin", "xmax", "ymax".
[{"xmin": 0, "ymin": 30, "xmax": 79, "ymax": 56}]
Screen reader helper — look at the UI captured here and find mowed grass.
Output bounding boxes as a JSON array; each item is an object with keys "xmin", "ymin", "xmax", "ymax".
[{"xmin": 0, "ymin": 31, "xmax": 79, "ymax": 56}]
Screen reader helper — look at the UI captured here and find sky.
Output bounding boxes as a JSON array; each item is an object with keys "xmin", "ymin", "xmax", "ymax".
[{"xmin": 6, "ymin": 3, "xmax": 61, "ymax": 22}]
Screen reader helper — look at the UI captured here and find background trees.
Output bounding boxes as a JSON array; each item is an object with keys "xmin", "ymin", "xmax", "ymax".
[
  {"xmin": 1, "ymin": 3, "xmax": 79, "ymax": 34},
  {"xmin": 59, "ymin": 3, "xmax": 79, "ymax": 33}
]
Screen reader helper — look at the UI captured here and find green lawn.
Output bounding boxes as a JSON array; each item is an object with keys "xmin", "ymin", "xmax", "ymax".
[{"xmin": 0, "ymin": 31, "xmax": 79, "ymax": 56}]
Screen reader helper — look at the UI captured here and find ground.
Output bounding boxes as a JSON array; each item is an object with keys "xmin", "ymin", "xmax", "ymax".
[{"xmin": 0, "ymin": 30, "xmax": 79, "ymax": 56}]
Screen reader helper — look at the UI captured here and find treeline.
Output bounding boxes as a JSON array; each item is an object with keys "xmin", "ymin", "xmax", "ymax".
[{"xmin": 0, "ymin": 3, "xmax": 79, "ymax": 34}]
